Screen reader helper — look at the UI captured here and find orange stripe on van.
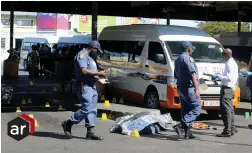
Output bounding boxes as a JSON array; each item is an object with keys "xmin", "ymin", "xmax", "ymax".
[
  {"xmin": 149, "ymin": 66, "xmax": 168, "ymax": 72},
  {"xmin": 98, "ymin": 60, "xmax": 168, "ymax": 72}
]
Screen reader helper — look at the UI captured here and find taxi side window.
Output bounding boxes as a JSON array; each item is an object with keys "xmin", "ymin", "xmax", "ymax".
[
  {"xmin": 148, "ymin": 42, "xmax": 166, "ymax": 65},
  {"xmin": 21, "ymin": 42, "xmax": 34, "ymax": 50},
  {"xmin": 99, "ymin": 40, "xmax": 144, "ymax": 63}
]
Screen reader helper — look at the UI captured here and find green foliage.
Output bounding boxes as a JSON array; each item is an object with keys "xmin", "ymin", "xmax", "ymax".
[{"xmin": 198, "ymin": 22, "xmax": 249, "ymax": 36}]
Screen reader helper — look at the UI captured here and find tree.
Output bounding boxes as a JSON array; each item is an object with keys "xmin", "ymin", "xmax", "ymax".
[{"xmin": 198, "ymin": 22, "xmax": 249, "ymax": 36}]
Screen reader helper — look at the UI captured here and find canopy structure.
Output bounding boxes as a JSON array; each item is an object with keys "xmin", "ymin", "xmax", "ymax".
[
  {"xmin": 2, "ymin": 1, "xmax": 252, "ymax": 51},
  {"xmin": 1, "ymin": 1, "xmax": 252, "ymax": 22}
]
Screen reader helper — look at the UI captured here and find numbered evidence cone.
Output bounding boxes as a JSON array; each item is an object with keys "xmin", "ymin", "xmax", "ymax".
[
  {"xmin": 112, "ymin": 98, "xmax": 117, "ymax": 103},
  {"xmin": 27, "ymin": 98, "xmax": 32, "ymax": 104},
  {"xmin": 52, "ymin": 87, "xmax": 57, "ymax": 92},
  {"xmin": 29, "ymin": 81, "xmax": 33, "ymax": 86},
  {"xmin": 16, "ymin": 107, "xmax": 22, "ymax": 113},
  {"xmin": 45, "ymin": 102, "xmax": 50, "ymax": 108},
  {"xmin": 28, "ymin": 114, "xmax": 39, "ymax": 127},
  {"xmin": 131, "ymin": 129, "xmax": 140, "ymax": 138},
  {"xmin": 21, "ymin": 100, "xmax": 26, "ymax": 105},
  {"xmin": 245, "ymin": 112, "xmax": 250, "ymax": 119},
  {"xmin": 101, "ymin": 113, "xmax": 107, "ymax": 120},
  {"xmin": 58, "ymin": 105, "xmax": 63, "ymax": 111},
  {"xmin": 104, "ymin": 100, "xmax": 110, "ymax": 107},
  {"xmin": 100, "ymin": 95, "xmax": 105, "ymax": 101},
  {"xmin": 119, "ymin": 98, "xmax": 124, "ymax": 104}
]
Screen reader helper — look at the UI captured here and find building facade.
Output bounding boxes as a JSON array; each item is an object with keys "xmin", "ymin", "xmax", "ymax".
[{"xmin": 1, "ymin": 11, "xmax": 164, "ymax": 59}]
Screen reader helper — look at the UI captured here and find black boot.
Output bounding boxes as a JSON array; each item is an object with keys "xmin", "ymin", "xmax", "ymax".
[
  {"xmin": 86, "ymin": 127, "xmax": 103, "ymax": 140},
  {"xmin": 173, "ymin": 122, "xmax": 182, "ymax": 137},
  {"xmin": 62, "ymin": 120, "xmax": 73, "ymax": 138},
  {"xmin": 184, "ymin": 125, "xmax": 195, "ymax": 140},
  {"xmin": 216, "ymin": 131, "xmax": 231, "ymax": 137},
  {"xmin": 231, "ymin": 127, "xmax": 238, "ymax": 136}
]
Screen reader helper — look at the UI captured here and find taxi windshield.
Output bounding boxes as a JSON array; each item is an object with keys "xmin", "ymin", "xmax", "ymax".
[{"xmin": 166, "ymin": 41, "xmax": 224, "ymax": 63}]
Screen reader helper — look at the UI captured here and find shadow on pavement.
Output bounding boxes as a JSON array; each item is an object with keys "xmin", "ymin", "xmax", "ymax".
[
  {"xmin": 202, "ymin": 122, "xmax": 250, "ymax": 130},
  {"xmin": 235, "ymin": 107, "xmax": 251, "ymax": 116},
  {"xmin": 192, "ymin": 130, "xmax": 220, "ymax": 137},
  {"xmin": 143, "ymin": 131, "xmax": 252, "ymax": 147},
  {"xmin": 32, "ymin": 131, "xmax": 88, "ymax": 140},
  {"xmin": 32, "ymin": 131, "xmax": 70, "ymax": 140},
  {"xmin": 194, "ymin": 138, "xmax": 252, "ymax": 147},
  {"xmin": 141, "ymin": 133, "xmax": 183, "ymax": 141}
]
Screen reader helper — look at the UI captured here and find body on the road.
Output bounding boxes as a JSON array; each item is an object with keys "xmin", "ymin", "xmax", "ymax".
[
  {"xmin": 212, "ymin": 48, "xmax": 239, "ymax": 137},
  {"xmin": 174, "ymin": 41, "xmax": 201, "ymax": 139},
  {"xmin": 62, "ymin": 41, "xmax": 106, "ymax": 140}
]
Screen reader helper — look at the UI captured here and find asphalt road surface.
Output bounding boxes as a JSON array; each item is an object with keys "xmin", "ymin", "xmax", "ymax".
[
  {"xmin": 2, "ymin": 111, "xmax": 252, "ymax": 153},
  {"xmin": 1, "ymin": 62, "xmax": 252, "ymax": 153}
]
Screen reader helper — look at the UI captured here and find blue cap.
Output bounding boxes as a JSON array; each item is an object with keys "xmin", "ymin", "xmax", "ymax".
[
  {"xmin": 182, "ymin": 41, "xmax": 195, "ymax": 50},
  {"xmin": 89, "ymin": 41, "xmax": 103, "ymax": 53}
]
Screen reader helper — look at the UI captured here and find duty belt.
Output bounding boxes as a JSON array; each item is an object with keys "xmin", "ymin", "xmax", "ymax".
[
  {"xmin": 77, "ymin": 82, "xmax": 96, "ymax": 88},
  {"xmin": 177, "ymin": 85, "xmax": 194, "ymax": 88},
  {"xmin": 221, "ymin": 85, "xmax": 231, "ymax": 89}
]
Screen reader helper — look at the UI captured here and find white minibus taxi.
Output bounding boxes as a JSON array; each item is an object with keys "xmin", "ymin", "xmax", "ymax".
[
  {"xmin": 98, "ymin": 25, "xmax": 240, "ymax": 116},
  {"xmin": 20, "ymin": 37, "xmax": 49, "ymax": 70},
  {"xmin": 57, "ymin": 35, "xmax": 91, "ymax": 47}
]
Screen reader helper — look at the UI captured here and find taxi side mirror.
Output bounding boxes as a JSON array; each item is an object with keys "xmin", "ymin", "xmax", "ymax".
[{"xmin": 155, "ymin": 54, "xmax": 165, "ymax": 64}]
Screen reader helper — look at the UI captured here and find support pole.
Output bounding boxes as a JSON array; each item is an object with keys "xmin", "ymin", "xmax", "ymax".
[
  {"xmin": 3, "ymin": 2, "xmax": 19, "ymax": 80},
  {"xmin": 92, "ymin": 1, "xmax": 98, "ymax": 41},
  {"xmin": 238, "ymin": 11, "xmax": 241, "ymax": 33},
  {"xmin": 10, "ymin": 2, "xmax": 14, "ymax": 55},
  {"xmin": 166, "ymin": 10, "xmax": 170, "ymax": 25}
]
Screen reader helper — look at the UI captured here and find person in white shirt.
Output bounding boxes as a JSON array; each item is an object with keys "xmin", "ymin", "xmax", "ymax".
[{"xmin": 211, "ymin": 48, "xmax": 239, "ymax": 137}]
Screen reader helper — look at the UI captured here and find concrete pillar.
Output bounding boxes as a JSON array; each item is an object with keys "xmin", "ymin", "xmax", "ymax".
[
  {"xmin": 10, "ymin": 2, "xmax": 14, "ymax": 54},
  {"xmin": 166, "ymin": 10, "xmax": 170, "ymax": 25},
  {"xmin": 92, "ymin": 1, "xmax": 98, "ymax": 41},
  {"xmin": 238, "ymin": 12, "xmax": 241, "ymax": 33}
]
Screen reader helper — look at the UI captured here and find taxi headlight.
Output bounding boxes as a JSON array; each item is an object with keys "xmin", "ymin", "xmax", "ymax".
[{"xmin": 167, "ymin": 76, "xmax": 177, "ymax": 86}]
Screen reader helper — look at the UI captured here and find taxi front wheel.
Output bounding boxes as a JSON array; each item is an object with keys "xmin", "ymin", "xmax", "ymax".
[{"xmin": 144, "ymin": 90, "xmax": 160, "ymax": 109}]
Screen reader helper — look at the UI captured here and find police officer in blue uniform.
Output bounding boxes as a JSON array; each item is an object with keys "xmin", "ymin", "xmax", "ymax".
[
  {"xmin": 62, "ymin": 41, "xmax": 106, "ymax": 140},
  {"xmin": 174, "ymin": 41, "xmax": 201, "ymax": 139},
  {"xmin": 241, "ymin": 52, "xmax": 252, "ymax": 129}
]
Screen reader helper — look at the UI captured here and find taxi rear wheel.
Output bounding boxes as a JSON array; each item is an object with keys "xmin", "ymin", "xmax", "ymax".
[{"xmin": 145, "ymin": 90, "xmax": 160, "ymax": 109}]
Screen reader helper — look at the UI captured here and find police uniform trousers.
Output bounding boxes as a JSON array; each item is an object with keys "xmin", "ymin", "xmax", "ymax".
[
  {"xmin": 220, "ymin": 85, "xmax": 235, "ymax": 133},
  {"xmin": 70, "ymin": 83, "xmax": 98, "ymax": 128},
  {"xmin": 178, "ymin": 87, "xmax": 201, "ymax": 127},
  {"xmin": 246, "ymin": 76, "xmax": 252, "ymax": 104},
  {"xmin": 250, "ymin": 87, "xmax": 252, "ymax": 104}
]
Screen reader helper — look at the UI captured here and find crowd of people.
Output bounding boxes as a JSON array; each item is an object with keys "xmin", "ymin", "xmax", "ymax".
[{"xmin": 26, "ymin": 43, "xmax": 88, "ymax": 77}]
